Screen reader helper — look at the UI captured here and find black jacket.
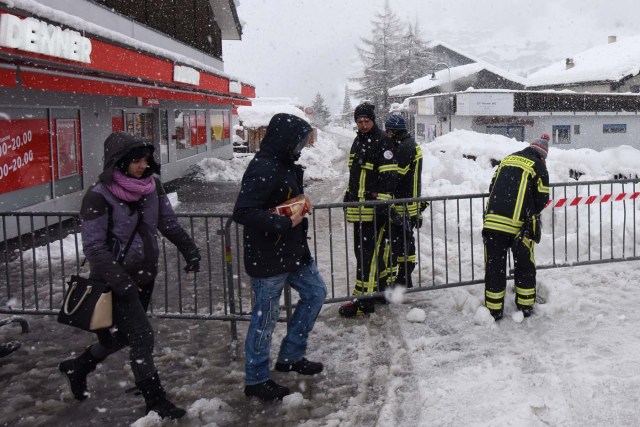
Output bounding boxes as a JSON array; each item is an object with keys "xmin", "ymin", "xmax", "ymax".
[
  {"xmin": 343, "ymin": 124, "xmax": 399, "ymax": 222},
  {"xmin": 232, "ymin": 114, "xmax": 313, "ymax": 277},
  {"xmin": 392, "ymin": 133, "xmax": 423, "ymax": 217},
  {"xmin": 483, "ymin": 146, "xmax": 550, "ymax": 236}
]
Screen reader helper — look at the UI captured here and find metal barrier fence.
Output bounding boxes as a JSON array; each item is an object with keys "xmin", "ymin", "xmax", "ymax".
[
  {"xmin": 1, "ymin": 178, "xmax": 638, "ymax": 354},
  {"xmin": 311, "ymin": 178, "xmax": 640, "ymax": 305}
]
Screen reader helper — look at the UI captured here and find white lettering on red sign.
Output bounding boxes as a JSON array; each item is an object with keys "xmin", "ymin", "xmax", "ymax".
[
  {"xmin": 229, "ymin": 80, "xmax": 242, "ymax": 94},
  {"xmin": 0, "ymin": 131, "xmax": 34, "ymax": 181},
  {"xmin": 0, "ymin": 13, "xmax": 92, "ymax": 63},
  {"xmin": 173, "ymin": 65, "xmax": 200, "ymax": 86}
]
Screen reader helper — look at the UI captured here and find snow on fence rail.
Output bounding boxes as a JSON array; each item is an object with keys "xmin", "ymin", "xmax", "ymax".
[{"xmin": 1, "ymin": 178, "xmax": 638, "ymax": 326}]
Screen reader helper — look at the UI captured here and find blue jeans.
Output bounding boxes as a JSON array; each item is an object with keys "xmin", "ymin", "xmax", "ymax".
[{"xmin": 245, "ymin": 260, "xmax": 327, "ymax": 385}]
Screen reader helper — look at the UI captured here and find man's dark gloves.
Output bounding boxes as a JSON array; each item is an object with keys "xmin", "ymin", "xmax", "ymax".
[
  {"xmin": 522, "ymin": 214, "xmax": 542, "ymax": 244},
  {"xmin": 184, "ymin": 257, "xmax": 201, "ymax": 273}
]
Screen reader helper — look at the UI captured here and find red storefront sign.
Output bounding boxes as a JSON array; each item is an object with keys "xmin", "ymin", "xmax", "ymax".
[{"xmin": 0, "ymin": 118, "xmax": 50, "ymax": 194}]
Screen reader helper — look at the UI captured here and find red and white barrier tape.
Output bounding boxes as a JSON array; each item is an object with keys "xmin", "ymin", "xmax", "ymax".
[{"xmin": 545, "ymin": 191, "xmax": 640, "ymax": 209}]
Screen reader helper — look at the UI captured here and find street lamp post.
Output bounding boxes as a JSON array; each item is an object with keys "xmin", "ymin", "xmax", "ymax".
[{"xmin": 430, "ymin": 62, "xmax": 452, "ymax": 132}]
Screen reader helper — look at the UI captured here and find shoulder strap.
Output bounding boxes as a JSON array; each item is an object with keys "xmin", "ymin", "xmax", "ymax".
[{"xmin": 119, "ymin": 208, "xmax": 143, "ymax": 265}]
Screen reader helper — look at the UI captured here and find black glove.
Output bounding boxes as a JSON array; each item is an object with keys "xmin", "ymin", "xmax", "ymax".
[
  {"xmin": 531, "ymin": 214, "xmax": 542, "ymax": 243},
  {"xmin": 389, "ymin": 206, "xmax": 405, "ymax": 226},
  {"xmin": 413, "ymin": 214, "xmax": 424, "ymax": 229},
  {"xmin": 375, "ymin": 204, "xmax": 390, "ymax": 221},
  {"xmin": 522, "ymin": 214, "xmax": 542, "ymax": 244},
  {"xmin": 184, "ymin": 257, "xmax": 201, "ymax": 273}
]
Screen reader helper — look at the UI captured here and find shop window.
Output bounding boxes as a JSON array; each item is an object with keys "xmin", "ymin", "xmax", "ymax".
[
  {"xmin": 0, "ymin": 108, "xmax": 82, "ymax": 209},
  {"xmin": 603, "ymin": 124, "xmax": 626, "ymax": 134},
  {"xmin": 174, "ymin": 109, "xmax": 207, "ymax": 160},
  {"xmin": 552, "ymin": 125, "xmax": 571, "ymax": 144},
  {"xmin": 52, "ymin": 109, "xmax": 83, "ymax": 197},
  {"xmin": 486, "ymin": 125, "xmax": 525, "ymax": 142},
  {"xmin": 125, "ymin": 111, "xmax": 155, "ymax": 142},
  {"xmin": 209, "ymin": 109, "xmax": 230, "ymax": 148}
]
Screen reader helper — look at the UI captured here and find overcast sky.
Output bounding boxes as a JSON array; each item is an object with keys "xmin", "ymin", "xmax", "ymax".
[{"xmin": 222, "ymin": 0, "xmax": 640, "ymax": 114}]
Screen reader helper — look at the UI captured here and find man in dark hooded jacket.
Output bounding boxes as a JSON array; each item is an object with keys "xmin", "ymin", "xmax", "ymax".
[
  {"xmin": 233, "ymin": 113, "xmax": 327, "ymax": 402},
  {"xmin": 483, "ymin": 134, "xmax": 550, "ymax": 321}
]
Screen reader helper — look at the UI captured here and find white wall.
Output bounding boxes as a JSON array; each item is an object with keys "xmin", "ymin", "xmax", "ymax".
[{"xmin": 415, "ymin": 112, "xmax": 640, "ymax": 151}]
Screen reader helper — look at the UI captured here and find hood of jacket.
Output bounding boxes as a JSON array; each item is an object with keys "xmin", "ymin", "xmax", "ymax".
[
  {"xmin": 98, "ymin": 132, "xmax": 161, "ymax": 184},
  {"xmin": 257, "ymin": 113, "xmax": 312, "ymax": 163}
]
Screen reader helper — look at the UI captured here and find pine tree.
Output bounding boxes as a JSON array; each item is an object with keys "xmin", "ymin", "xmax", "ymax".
[
  {"xmin": 351, "ymin": 0, "xmax": 403, "ymax": 117},
  {"xmin": 396, "ymin": 21, "xmax": 435, "ymax": 85},
  {"xmin": 341, "ymin": 85, "xmax": 352, "ymax": 125},
  {"xmin": 310, "ymin": 92, "xmax": 331, "ymax": 129}
]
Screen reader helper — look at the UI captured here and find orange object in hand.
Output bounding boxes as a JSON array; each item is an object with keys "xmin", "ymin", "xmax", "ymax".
[{"xmin": 271, "ymin": 194, "xmax": 312, "ymax": 216}]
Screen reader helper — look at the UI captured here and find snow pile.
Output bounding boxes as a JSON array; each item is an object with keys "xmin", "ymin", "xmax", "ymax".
[
  {"xmin": 421, "ymin": 130, "xmax": 640, "ymax": 196},
  {"xmin": 298, "ymin": 129, "xmax": 348, "ymax": 180},
  {"xmin": 197, "ymin": 156, "xmax": 253, "ymax": 182},
  {"xmin": 19, "ymin": 233, "xmax": 82, "ymax": 264},
  {"xmin": 197, "ymin": 127, "xmax": 640, "ymax": 195},
  {"xmin": 237, "ymin": 97, "xmax": 309, "ymax": 128},
  {"xmin": 197, "ymin": 128, "xmax": 347, "ymax": 182}
]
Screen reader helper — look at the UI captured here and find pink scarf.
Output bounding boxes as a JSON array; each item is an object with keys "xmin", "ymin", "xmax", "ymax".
[{"xmin": 107, "ymin": 170, "xmax": 156, "ymax": 202}]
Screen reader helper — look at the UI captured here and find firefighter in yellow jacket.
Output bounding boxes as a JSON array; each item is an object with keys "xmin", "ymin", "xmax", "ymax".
[
  {"xmin": 339, "ymin": 103, "xmax": 399, "ymax": 317},
  {"xmin": 482, "ymin": 134, "xmax": 550, "ymax": 320}
]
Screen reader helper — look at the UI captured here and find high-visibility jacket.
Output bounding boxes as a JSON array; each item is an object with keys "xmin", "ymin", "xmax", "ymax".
[
  {"xmin": 344, "ymin": 125, "xmax": 399, "ymax": 222},
  {"xmin": 393, "ymin": 133, "xmax": 422, "ymax": 217},
  {"xmin": 483, "ymin": 146, "xmax": 550, "ymax": 235}
]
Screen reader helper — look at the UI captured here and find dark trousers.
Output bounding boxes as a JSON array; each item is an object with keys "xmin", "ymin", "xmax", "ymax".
[
  {"xmin": 390, "ymin": 222, "xmax": 416, "ymax": 288},
  {"xmin": 352, "ymin": 221, "xmax": 390, "ymax": 295},
  {"xmin": 483, "ymin": 230, "xmax": 536, "ymax": 314},
  {"xmin": 92, "ymin": 283, "xmax": 157, "ymax": 382}
]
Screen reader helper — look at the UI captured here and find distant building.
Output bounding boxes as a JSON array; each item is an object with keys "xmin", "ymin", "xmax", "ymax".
[
  {"xmin": 389, "ymin": 62, "xmax": 525, "ymax": 103},
  {"xmin": 527, "ymin": 35, "xmax": 640, "ymax": 93},
  {"xmin": 0, "ymin": 0, "xmax": 254, "ymax": 213},
  {"xmin": 406, "ymin": 89, "xmax": 640, "ymax": 151},
  {"xmin": 237, "ymin": 98, "xmax": 315, "ymax": 152}
]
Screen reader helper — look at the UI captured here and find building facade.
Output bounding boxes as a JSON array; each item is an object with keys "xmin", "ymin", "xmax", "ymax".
[
  {"xmin": 408, "ymin": 90, "xmax": 640, "ymax": 151},
  {"xmin": 0, "ymin": 0, "xmax": 254, "ymax": 212}
]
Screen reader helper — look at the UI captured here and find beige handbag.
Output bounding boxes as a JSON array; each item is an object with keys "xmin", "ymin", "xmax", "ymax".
[{"xmin": 58, "ymin": 276, "xmax": 113, "ymax": 331}]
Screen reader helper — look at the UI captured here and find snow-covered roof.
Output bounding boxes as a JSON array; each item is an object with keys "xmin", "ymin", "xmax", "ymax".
[
  {"xmin": 527, "ymin": 35, "xmax": 640, "ymax": 87},
  {"xmin": 237, "ymin": 102, "xmax": 308, "ymax": 128},
  {"xmin": 388, "ymin": 62, "xmax": 526, "ymax": 98},
  {"xmin": 426, "ymin": 40, "xmax": 484, "ymax": 64}
]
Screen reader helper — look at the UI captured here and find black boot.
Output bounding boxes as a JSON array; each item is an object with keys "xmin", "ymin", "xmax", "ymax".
[
  {"xmin": 58, "ymin": 347, "xmax": 104, "ymax": 401},
  {"xmin": 136, "ymin": 372, "xmax": 186, "ymax": 419},
  {"xmin": 244, "ymin": 379, "xmax": 290, "ymax": 401},
  {"xmin": 275, "ymin": 357, "xmax": 323, "ymax": 375},
  {"xmin": 338, "ymin": 298, "xmax": 375, "ymax": 317}
]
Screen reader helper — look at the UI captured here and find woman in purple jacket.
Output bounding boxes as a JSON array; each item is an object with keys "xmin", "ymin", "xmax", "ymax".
[{"xmin": 59, "ymin": 132, "xmax": 200, "ymax": 420}]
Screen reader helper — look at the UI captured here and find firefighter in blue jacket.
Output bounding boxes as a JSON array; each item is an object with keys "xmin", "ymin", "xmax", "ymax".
[
  {"xmin": 339, "ymin": 103, "xmax": 399, "ymax": 317},
  {"xmin": 482, "ymin": 134, "xmax": 550, "ymax": 320}
]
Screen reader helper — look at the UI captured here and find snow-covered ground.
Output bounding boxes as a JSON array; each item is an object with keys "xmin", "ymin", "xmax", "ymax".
[{"xmin": 2, "ymin": 129, "xmax": 640, "ymax": 426}]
